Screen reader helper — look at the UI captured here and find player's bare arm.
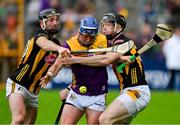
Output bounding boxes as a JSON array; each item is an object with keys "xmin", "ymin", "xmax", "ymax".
[
  {"xmin": 62, "ymin": 52, "xmax": 129, "ymax": 66},
  {"xmin": 40, "ymin": 54, "xmax": 63, "ymax": 88},
  {"xmin": 36, "ymin": 36, "xmax": 70, "ymax": 54}
]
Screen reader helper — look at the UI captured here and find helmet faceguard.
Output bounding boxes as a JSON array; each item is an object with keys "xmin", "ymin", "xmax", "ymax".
[
  {"xmin": 38, "ymin": 8, "xmax": 61, "ymax": 34},
  {"xmin": 101, "ymin": 13, "xmax": 126, "ymax": 30},
  {"xmin": 101, "ymin": 13, "xmax": 126, "ymax": 39}
]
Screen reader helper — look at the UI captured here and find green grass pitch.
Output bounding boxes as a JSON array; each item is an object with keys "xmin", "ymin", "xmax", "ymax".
[{"xmin": 0, "ymin": 89, "xmax": 180, "ymax": 124}]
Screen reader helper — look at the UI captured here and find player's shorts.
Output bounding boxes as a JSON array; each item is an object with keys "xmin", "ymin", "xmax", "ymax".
[
  {"xmin": 6, "ymin": 78, "xmax": 38, "ymax": 107},
  {"xmin": 66, "ymin": 89, "xmax": 106, "ymax": 111},
  {"xmin": 117, "ymin": 85, "xmax": 150, "ymax": 117}
]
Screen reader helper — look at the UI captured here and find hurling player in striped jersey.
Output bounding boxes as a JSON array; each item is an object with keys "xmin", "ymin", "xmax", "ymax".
[{"xmin": 6, "ymin": 8, "xmax": 69, "ymax": 124}]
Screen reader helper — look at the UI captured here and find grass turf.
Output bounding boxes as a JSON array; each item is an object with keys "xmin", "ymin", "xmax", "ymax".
[{"xmin": 0, "ymin": 89, "xmax": 180, "ymax": 124}]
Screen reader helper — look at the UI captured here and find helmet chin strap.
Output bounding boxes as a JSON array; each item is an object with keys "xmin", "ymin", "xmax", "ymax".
[
  {"xmin": 114, "ymin": 22, "xmax": 122, "ymax": 34},
  {"xmin": 40, "ymin": 18, "xmax": 46, "ymax": 30},
  {"xmin": 106, "ymin": 24, "xmax": 123, "ymax": 40}
]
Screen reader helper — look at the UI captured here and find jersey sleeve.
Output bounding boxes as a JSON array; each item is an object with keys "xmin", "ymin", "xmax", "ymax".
[
  {"xmin": 95, "ymin": 34, "xmax": 108, "ymax": 48},
  {"xmin": 63, "ymin": 41, "xmax": 71, "ymax": 50},
  {"xmin": 34, "ymin": 29, "xmax": 50, "ymax": 41}
]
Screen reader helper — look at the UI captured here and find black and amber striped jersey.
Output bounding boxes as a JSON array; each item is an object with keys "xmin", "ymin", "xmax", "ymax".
[
  {"xmin": 9, "ymin": 29, "xmax": 59, "ymax": 94},
  {"xmin": 108, "ymin": 33, "xmax": 147, "ymax": 91}
]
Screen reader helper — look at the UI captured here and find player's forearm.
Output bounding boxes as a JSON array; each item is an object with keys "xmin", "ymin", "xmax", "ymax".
[
  {"xmin": 61, "ymin": 55, "xmax": 106, "ymax": 66},
  {"xmin": 48, "ymin": 58, "xmax": 63, "ymax": 77},
  {"xmin": 81, "ymin": 55, "xmax": 110, "ymax": 66},
  {"xmin": 36, "ymin": 37, "xmax": 63, "ymax": 52},
  {"xmin": 40, "ymin": 57, "xmax": 63, "ymax": 88},
  {"xmin": 73, "ymin": 54, "xmax": 117, "ymax": 66},
  {"xmin": 62, "ymin": 52, "xmax": 121, "ymax": 66},
  {"xmin": 41, "ymin": 40, "xmax": 62, "ymax": 52}
]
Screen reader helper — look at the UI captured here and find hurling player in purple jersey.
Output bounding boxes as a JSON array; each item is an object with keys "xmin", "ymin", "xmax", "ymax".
[
  {"xmin": 40, "ymin": 16, "xmax": 117, "ymax": 124},
  {"xmin": 61, "ymin": 13, "xmax": 150, "ymax": 124}
]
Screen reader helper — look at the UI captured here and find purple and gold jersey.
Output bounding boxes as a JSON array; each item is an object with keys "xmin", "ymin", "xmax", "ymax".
[
  {"xmin": 108, "ymin": 34, "xmax": 147, "ymax": 91},
  {"xmin": 9, "ymin": 29, "xmax": 59, "ymax": 94},
  {"xmin": 64, "ymin": 34, "xmax": 108, "ymax": 96}
]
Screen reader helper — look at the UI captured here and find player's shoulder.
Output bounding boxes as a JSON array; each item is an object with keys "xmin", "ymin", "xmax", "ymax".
[
  {"xmin": 34, "ymin": 29, "xmax": 50, "ymax": 40},
  {"xmin": 66, "ymin": 36, "xmax": 78, "ymax": 44},
  {"xmin": 92, "ymin": 33, "xmax": 107, "ymax": 48},
  {"xmin": 112, "ymin": 34, "xmax": 132, "ymax": 46},
  {"xmin": 96, "ymin": 33, "xmax": 107, "ymax": 40},
  {"xmin": 52, "ymin": 38, "xmax": 60, "ymax": 45},
  {"xmin": 116, "ymin": 34, "xmax": 130, "ymax": 42},
  {"xmin": 65, "ymin": 36, "xmax": 80, "ymax": 50},
  {"xmin": 95, "ymin": 33, "xmax": 107, "ymax": 43}
]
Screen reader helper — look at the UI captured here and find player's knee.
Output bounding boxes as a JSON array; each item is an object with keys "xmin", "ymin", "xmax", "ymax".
[
  {"xmin": 99, "ymin": 114, "xmax": 104, "ymax": 124},
  {"xmin": 120, "ymin": 116, "xmax": 133, "ymax": 124},
  {"xmin": 99, "ymin": 113, "xmax": 112, "ymax": 124},
  {"xmin": 12, "ymin": 114, "xmax": 25, "ymax": 124},
  {"xmin": 60, "ymin": 115, "xmax": 69, "ymax": 124},
  {"xmin": 112, "ymin": 116, "xmax": 133, "ymax": 124}
]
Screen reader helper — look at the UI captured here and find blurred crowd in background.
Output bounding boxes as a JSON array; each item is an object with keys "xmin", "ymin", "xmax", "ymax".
[{"xmin": 0, "ymin": 0, "xmax": 180, "ymax": 90}]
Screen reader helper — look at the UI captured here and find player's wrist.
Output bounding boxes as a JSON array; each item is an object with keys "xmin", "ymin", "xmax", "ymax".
[
  {"xmin": 66, "ymin": 86, "xmax": 71, "ymax": 91},
  {"xmin": 47, "ymin": 71, "xmax": 53, "ymax": 79},
  {"xmin": 57, "ymin": 47, "xmax": 62, "ymax": 54}
]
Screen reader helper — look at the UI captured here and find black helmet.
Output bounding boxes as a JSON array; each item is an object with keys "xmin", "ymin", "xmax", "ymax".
[
  {"xmin": 102, "ymin": 13, "xmax": 126, "ymax": 30},
  {"xmin": 38, "ymin": 8, "xmax": 61, "ymax": 34},
  {"xmin": 38, "ymin": 8, "xmax": 60, "ymax": 20}
]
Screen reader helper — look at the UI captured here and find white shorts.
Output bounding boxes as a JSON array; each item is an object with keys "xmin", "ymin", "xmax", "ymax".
[
  {"xmin": 117, "ymin": 85, "xmax": 151, "ymax": 117},
  {"xmin": 66, "ymin": 89, "xmax": 106, "ymax": 111},
  {"xmin": 6, "ymin": 78, "xmax": 38, "ymax": 107}
]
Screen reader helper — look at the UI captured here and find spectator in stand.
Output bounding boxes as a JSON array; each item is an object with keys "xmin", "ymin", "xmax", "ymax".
[
  {"xmin": 162, "ymin": 24, "xmax": 180, "ymax": 91},
  {"xmin": 143, "ymin": 1, "xmax": 157, "ymax": 25}
]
